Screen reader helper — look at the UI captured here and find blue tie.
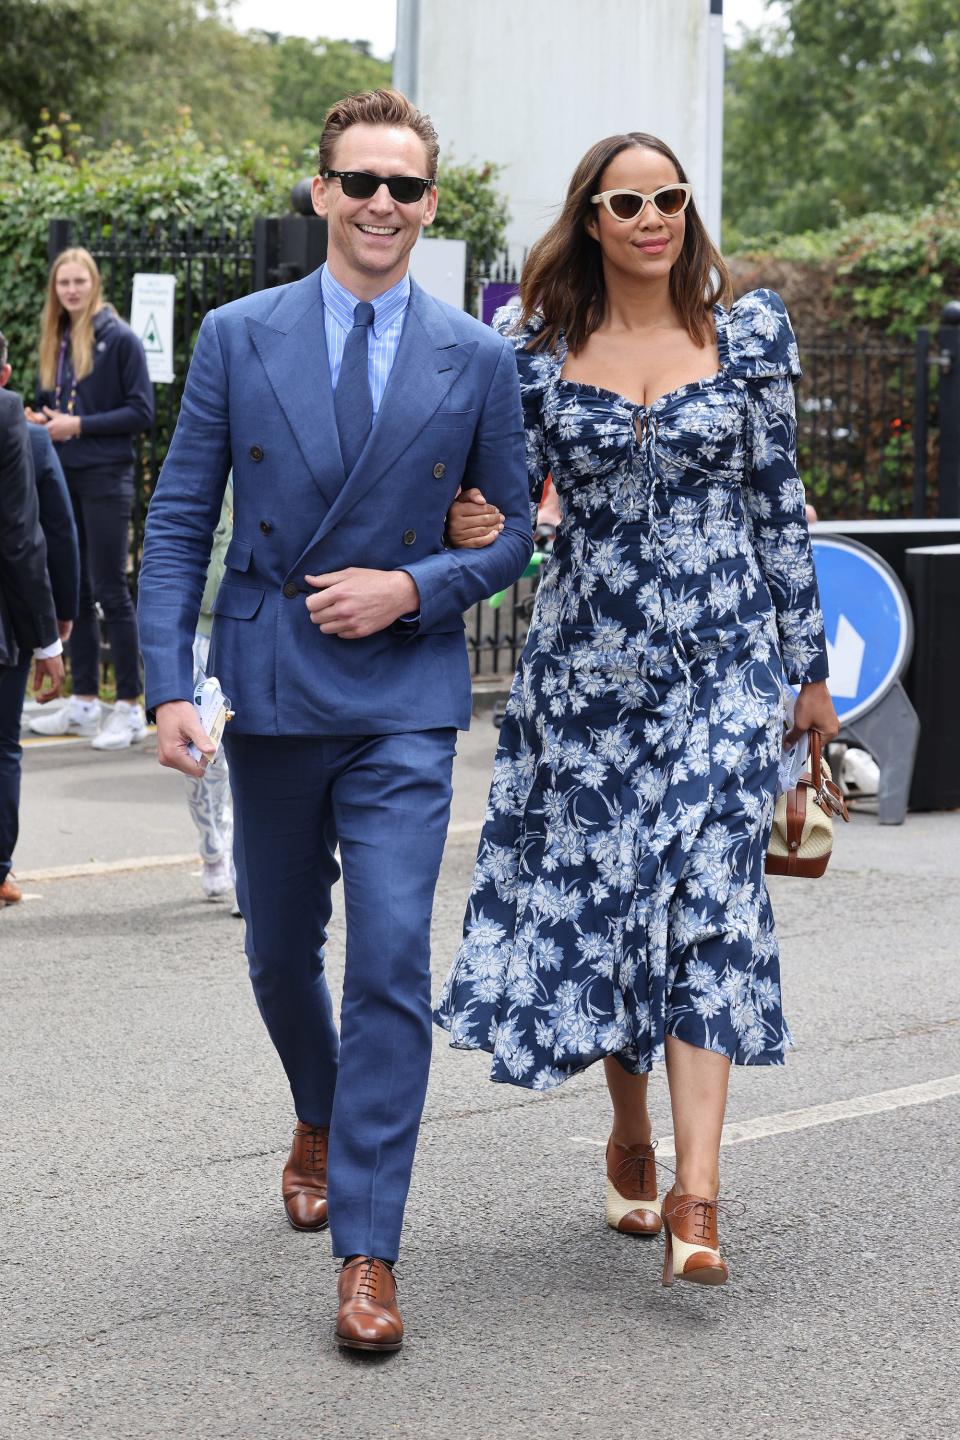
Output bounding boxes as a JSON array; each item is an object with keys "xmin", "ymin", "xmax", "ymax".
[{"xmin": 335, "ymin": 300, "xmax": 375, "ymax": 475}]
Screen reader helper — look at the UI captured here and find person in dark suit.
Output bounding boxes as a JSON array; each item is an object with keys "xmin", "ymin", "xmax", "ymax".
[
  {"xmin": 137, "ymin": 88, "xmax": 533, "ymax": 1352},
  {"xmin": 0, "ymin": 365, "xmax": 66, "ymax": 905}
]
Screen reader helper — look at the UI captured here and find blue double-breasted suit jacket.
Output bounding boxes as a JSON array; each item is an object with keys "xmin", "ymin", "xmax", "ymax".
[{"xmin": 138, "ymin": 270, "xmax": 533, "ymax": 733}]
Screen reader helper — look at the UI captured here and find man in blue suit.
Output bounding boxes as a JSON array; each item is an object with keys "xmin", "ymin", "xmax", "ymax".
[{"xmin": 138, "ymin": 89, "xmax": 532, "ymax": 1351}]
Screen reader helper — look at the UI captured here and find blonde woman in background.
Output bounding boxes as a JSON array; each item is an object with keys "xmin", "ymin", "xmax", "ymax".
[{"xmin": 28, "ymin": 247, "xmax": 154, "ymax": 750}]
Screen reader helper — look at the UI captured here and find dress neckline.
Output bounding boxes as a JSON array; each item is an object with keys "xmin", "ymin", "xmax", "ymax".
[{"xmin": 553, "ymin": 303, "xmax": 731, "ymax": 414}]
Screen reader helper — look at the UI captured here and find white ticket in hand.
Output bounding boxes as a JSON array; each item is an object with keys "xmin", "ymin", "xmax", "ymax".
[{"xmin": 188, "ymin": 675, "xmax": 234, "ymax": 766}]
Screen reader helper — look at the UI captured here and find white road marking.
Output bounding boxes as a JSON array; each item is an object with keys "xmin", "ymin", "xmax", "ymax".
[
  {"xmin": 448, "ymin": 820, "xmax": 483, "ymax": 837},
  {"xmin": 569, "ymin": 1071, "xmax": 960, "ymax": 1157},
  {"xmin": 18, "ymin": 853, "xmax": 197, "ymax": 882}
]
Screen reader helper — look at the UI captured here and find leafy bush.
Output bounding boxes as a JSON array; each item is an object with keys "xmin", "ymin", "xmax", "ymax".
[
  {"xmin": 0, "ymin": 115, "xmax": 297, "ymax": 392},
  {"xmin": 730, "ymin": 179, "xmax": 960, "ymax": 339}
]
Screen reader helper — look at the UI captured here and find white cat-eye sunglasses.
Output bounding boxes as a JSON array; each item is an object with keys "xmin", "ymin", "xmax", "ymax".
[{"xmin": 591, "ymin": 183, "xmax": 693, "ymax": 221}]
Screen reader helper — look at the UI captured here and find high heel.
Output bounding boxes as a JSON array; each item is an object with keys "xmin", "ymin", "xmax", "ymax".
[
  {"xmin": 661, "ymin": 1186, "xmax": 729, "ymax": 1287},
  {"xmin": 605, "ymin": 1138, "xmax": 662, "ymax": 1236}
]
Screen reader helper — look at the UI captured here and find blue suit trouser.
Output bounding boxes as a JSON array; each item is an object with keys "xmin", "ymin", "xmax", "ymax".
[
  {"xmin": 0, "ymin": 653, "xmax": 32, "ymax": 884},
  {"xmin": 224, "ymin": 728, "xmax": 456, "ymax": 1264}
]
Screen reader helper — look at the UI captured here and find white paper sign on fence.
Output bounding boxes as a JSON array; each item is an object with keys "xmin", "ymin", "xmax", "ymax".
[{"xmin": 130, "ymin": 273, "xmax": 176, "ymax": 384}]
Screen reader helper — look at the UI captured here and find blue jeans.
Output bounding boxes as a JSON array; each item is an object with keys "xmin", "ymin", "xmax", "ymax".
[
  {"xmin": 224, "ymin": 727, "xmax": 457, "ymax": 1263},
  {"xmin": 0, "ymin": 653, "xmax": 32, "ymax": 884}
]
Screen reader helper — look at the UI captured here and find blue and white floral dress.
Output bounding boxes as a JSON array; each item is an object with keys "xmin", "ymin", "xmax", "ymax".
[{"xmin": 435, "ymin": 289, "xmax": 829, "ymax": 1089}]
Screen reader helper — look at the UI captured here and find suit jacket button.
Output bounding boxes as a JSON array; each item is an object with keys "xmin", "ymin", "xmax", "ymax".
[
  {"xmin": 432, "ymin": 462, "xmax": 445, "ymax": 479},
  {"xmin": 283, "ymin": 581, "xmax": 298, "ymax": 598},
  {"xmin": 402, "ymin": 529, "xmax": 416, "ymax": 545},
  {"xmin": 259, "ymin": 519, "xmax": 273, "ymax": 535},
  {"xmin": 250, "ymin": 444, "xmax": 264, "ymax": 462}
]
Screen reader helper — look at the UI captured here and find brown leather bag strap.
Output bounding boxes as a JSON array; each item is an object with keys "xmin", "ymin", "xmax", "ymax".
[
  {"xmin": 809, "ymin": 729, "xmax": 823, "ymax": 791},
  {"xmin": 785, "ymin": 783, "xmax": 806, "ymax": 875}
]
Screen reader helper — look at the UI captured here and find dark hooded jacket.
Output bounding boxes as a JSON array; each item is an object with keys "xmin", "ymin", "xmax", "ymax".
[{"xmin": 36, "ymin": 307, "xmax": 154, "ymax": 475}]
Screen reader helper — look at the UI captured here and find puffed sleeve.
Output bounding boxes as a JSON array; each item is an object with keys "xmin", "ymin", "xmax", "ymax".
[
  {"xmin": 492, "ymin": 297, "xmax": 551, "ymax": 525},
  {"xmin": 736, "ymin": 290, "xmax": 829, "ymax": 685}
]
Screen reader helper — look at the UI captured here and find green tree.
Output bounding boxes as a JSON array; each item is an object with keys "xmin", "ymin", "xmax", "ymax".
[
  {"xmin": 724, "ymin": 0, "xmax": 960, "ymax": 247},
  {"xmin": 262, "ymin": 35, "xmax": 392, "ymax": 160},
  {"xmin": 433, "ymin": 160, "xmax": 509, "ymax": 269},
  {"xmin": 0, "ymin": 0, "xmax": 124, "ymax": 143}
]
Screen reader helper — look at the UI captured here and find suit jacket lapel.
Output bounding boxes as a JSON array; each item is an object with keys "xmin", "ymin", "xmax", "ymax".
[
  {"xmin": 245, "ymin": 274, "xmax": 344, "ymax": 510},
  {"xmin": 307, "ymin": 281, "xmax": 474, "ymax": 542}
]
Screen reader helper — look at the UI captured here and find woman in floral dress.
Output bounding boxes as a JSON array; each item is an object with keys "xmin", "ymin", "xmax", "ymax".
[{"xmin": 435, "ymin": 132, "xmax": 838, "ymax": 1287}]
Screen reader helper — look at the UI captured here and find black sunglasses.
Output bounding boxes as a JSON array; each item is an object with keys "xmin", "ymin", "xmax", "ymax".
[{"xmin": 321, "ymin": 170, "xmax": 434, "ymax": 204}]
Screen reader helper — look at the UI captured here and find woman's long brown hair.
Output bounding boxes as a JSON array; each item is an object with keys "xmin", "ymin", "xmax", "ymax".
[
  {"xmin": 519, "ymin": 133, "xmax": 732, "ymax": 354},
  {"xmin": 38, "ymin": 247, "xmax": 104, "ymax": 391}
]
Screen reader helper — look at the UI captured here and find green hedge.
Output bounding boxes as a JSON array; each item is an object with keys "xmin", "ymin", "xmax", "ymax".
[{"xmin": 730, "ymin": 179, "xmax": 960, "ymax": 339}]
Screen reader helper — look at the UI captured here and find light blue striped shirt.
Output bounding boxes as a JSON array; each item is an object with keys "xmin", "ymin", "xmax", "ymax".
[{"xmin": 321, "ymin": 265, "xmax": 410, "ymax": 416}]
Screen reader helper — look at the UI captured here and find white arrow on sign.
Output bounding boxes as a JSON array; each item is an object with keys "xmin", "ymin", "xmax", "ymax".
[{"xmin": 826, "ymin": 614, "xmax": 866, "ymax": 699}]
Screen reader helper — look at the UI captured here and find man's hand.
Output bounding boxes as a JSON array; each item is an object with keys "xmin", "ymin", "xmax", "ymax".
[
  {"xmin": 32, "ymin": 656, "xmax": 65, "ymax": 703},
  {"xmin": 24, "ymin": 407, "xmax": 47, "ymax": 426},
  {"xmin": 155, "ymin": 699, "xmax": 216, "ymax": 777},
  {"xmin": 445, "ymin": 487, "xmax": 503, "ymax": 550},
  {"xmin": 57, "ymin": 618, "xmax": 74, "ymax": 643},
  {"xmin": 41, "ymin": 408, "xmax": 82, "ymax": 444},
  {"xmin": 304, "ymin": 568, "xmax": 420, "ymax": 638},
  {"xmin": 784, "ymin": 679, "xmax": 840, "ymax": 746}
]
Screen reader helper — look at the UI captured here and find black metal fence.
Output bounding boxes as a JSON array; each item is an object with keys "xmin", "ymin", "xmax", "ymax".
[{"xmin": 795, "ymin": 334, "xmax": 938, "ymax": 520}]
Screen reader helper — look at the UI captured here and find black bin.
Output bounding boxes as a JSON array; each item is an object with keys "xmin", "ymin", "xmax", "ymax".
[{"xmin": 905, "ymin": 544, "xmax": 960, "ymax": 810}]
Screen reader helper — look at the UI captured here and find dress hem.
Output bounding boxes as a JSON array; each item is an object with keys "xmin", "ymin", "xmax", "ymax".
[{"xmin": 433, "ymin": 1011, "xmax": 788, "ymax": 1091}]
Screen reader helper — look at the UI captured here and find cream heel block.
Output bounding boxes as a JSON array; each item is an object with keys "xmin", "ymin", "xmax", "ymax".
[{"xmin": 606, "ymin": 1179, "xmax": 662, "ymax": 1230}]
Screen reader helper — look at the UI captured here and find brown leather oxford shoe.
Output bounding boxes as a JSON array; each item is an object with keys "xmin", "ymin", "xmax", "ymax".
[
  {"xmin": 605, "ymin": 1137, "xmax": 662, "ymax": 1235},
  {"xmin": 0, "ymin": 874, "xmax": 23, "ymax": 906},
  {"xmin": 335, "ymin": 1256, "xmax": 404, "ymax": 1353},
  {"xmin": 282, "ymin": 1121, "xmax": 329, "ymax": 1231}
]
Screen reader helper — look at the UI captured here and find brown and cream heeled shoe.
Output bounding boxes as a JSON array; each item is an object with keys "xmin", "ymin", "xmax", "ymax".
[
  {"xmin": 661, "ymin": 1186, "xmax": 729, "ymax": 1286},
  {"xmin": 605, "ymin": 1138, "xmax": 662, "ymax": 1236}
]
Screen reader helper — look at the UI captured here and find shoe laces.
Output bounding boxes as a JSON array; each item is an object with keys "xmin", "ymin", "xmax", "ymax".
[
  {"xmin": 341, "ymin": 1256, "xmax": 398, "ymax": 1299},
  {"xmin": 670, "ymin": 1194, "xmax": 746, "ymax": 1241},
  {"xmin": 298, "ymin": 1126, "xmax": 327, "ymax": 1174},
  {"xmin": 612, "ymin": 1139, "xmax": 657, "ymax": 1190}
]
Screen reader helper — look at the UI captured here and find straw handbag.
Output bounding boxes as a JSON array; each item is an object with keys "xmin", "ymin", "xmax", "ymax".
[{"xmin": 766, "ymin": 731, "xmax": 849, "ymax": 878}]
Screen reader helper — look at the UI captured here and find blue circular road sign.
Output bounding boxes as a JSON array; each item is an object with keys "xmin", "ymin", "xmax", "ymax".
[{"xmin": 810, "ymin": 535, "xmax": 913, "ymax": 723}]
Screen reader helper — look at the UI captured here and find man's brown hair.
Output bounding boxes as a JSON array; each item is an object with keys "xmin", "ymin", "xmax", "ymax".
[{"xmin": 318, "ymin": 88, "xmax": 440, "ymax": 179}]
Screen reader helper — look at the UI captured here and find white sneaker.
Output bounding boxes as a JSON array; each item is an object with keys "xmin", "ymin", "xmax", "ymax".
[
  {"xmin": 201, "ymin": 856, "xmax": 233, "ymax": 900},
  {"xmin": 29, "ymin": 699, "xmax": 101, "ymax": 737},
  {"xmin": 91, "ymin": 702, "xmax": 149, "ymax": 751}
]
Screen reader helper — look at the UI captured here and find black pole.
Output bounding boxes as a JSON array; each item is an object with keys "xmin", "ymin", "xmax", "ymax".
[
  {"xmin": 252, "ymin": 217, "xmax": 280, "ymax": 292},
  {"xmin": 913, "ymin": 327, "xmax": 929, "ymax": 518},
  {"xmin": 937, "ymin": 300, "xmax": 960, "ymax": 517},
  {"xmin": 47, "ymin": 218, "xmax": 73, "ymax": 262}
]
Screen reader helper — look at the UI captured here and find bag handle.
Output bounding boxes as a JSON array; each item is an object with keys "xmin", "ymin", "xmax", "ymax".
[{"xmin": 809, "ymin": 729, "xmax": 823, "ymax": 790}]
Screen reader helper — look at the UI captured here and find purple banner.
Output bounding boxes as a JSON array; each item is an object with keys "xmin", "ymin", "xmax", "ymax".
[{"xmin": 480, "ymin": 281, "xmax": 520, "ymax": 327}]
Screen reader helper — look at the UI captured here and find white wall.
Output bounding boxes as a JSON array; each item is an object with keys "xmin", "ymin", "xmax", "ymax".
[{"xmin": 395, "ymin": 0, "xmax": 721, "ymax": 258}]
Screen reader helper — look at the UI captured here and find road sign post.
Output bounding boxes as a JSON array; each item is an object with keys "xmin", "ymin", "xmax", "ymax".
[{"xmin": 810, "ymin": 535, "xmax": 921, "ymax": 824}]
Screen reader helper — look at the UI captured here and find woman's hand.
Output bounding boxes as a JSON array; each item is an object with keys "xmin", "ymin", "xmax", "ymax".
[
  {"xmin": 785, "ymin": 679, "xmax": 839, "ymax": 745},
  {"xmin": 24, "ymin": 407, "xmax": 47, "ymax": 425},
  {"xmin": 445, "ymin": 487, "xmax": 503, "ymax": 549},
  {"xmin": 42, "ymin": 407, "xmax": 81, "ymax": 443}
]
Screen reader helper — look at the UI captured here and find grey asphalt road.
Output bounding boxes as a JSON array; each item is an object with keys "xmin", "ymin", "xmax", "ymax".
[{"xmin": 2, "ymin": 720, "xmax": 958, "ymax": 1439}]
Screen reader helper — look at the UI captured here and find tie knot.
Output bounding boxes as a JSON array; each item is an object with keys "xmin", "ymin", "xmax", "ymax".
[{"xmin": 353, "ymin": 301, "xmax": 375, "ymax": 329}]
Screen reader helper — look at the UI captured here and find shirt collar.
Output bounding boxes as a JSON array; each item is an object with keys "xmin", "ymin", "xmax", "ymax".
[{"xmin": 321, "ymin": 265, "xmax": 411, "ymax": 338}]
